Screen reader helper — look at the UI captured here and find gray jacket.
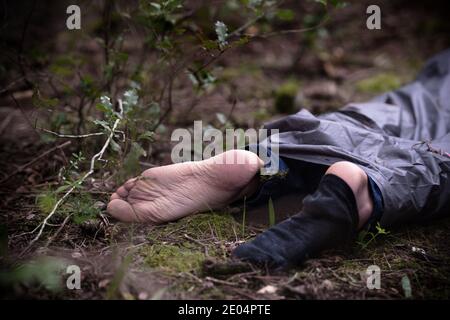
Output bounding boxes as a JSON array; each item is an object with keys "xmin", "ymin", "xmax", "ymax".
[{"xmin": 261, "ymin": 49, "xmax": 450, "ymax": 227}]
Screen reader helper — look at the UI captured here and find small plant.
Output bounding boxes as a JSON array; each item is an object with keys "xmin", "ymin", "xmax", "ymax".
[{"xmin": 357, "ymin": 223, "xmax": 390, "ymax": 250}]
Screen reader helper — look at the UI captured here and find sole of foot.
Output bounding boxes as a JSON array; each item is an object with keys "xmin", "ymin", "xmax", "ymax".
[{"xmin": 107, "ymin": 150, "xmax": 264, "ymax": 224}]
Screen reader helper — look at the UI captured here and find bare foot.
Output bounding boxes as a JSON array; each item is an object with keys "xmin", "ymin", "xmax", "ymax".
[{"xmin": 107, "ymin": 150, "xmax": 264, "ymax": 224}]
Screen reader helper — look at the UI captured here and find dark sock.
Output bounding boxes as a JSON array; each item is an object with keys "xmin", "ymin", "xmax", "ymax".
[{"xmin": 232, "ymin": 174, "xmax": 359, "ymax": 270}]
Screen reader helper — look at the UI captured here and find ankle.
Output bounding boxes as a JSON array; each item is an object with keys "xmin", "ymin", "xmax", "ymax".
[{"xmin": 325, "ymin": 161, "xmax": 373, "ymax": 228}]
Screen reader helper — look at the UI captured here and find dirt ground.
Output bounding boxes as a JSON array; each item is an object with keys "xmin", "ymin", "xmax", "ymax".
[{"xmin": 1, "ymin": 0, "xmax": 450, "ymax": 299}]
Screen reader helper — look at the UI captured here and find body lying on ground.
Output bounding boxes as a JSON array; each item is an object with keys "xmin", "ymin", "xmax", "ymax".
[{"xmin": 107, "ymin": 49, "xmax": 450, "ymax": 270}]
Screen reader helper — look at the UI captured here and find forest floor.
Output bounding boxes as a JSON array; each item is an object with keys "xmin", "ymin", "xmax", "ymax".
[{"xmin": 1, "ymin": 0, "xmax": 450, "ymax": 299}]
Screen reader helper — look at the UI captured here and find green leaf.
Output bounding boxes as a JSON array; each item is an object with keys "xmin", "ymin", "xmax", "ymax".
[
  {"xmin": 54, "ymin": 184, "xmax": 72, "ymax": 194},
  {"xmin": 216, "ymin": 113, "xmax": 227, "ymax": 125},
  {"xmin": 93, "ymin": 119, "xmax": 111, "ymax": 132},
  {"xmin": 375, "ymin": 223, "xmax": 388, "ymax": 235},
  {"xmin": 96, "ymin": 95, "xmax": 113, "ymax": 114},
  {"xmin": 215, "ymin": 21, "xmax": 229, "ymax": 49},
  {"xmin": 276, "ymin": 9, "xmax": 295, "ymax": 21},
  {"xmin": 188, "ymin": 70, "xmax": 217, "ymax": 91},
  {"xmin": 110, "ymin": 139, "xmax": 122, "ymax": 153},
  {"xmin": 96, "ymin": 103, "xmax": 111, "ymax": 113},
  {"xmin": 138, "ymin": 131, "xmax": 155, "ymax": 141},
  {"xmin": 150, "ymin": 2, "xmax": 161, "ymax": 11},
  {"xmin": 123, "ymin": 88, "xmax": 139, "ymax": 112}
]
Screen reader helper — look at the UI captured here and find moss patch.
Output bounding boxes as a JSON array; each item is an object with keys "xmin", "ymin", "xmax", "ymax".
[
  {"xmin": 274, "ymin": 79, "xmax": 300, "ymax": 114},
  {"xmin": 356, "ymin": 73, "xmax": 402, "ymax": 94},
  {"xmin": 143, "ymin": 244, "xmax": 205, "ymax": 273},
  {"xmin": 143, "ymin": 213, "xmax": 249, "ymax": 275},
  {"xmin": 149, "ymin": 212, "xmax": 243, "ymax": 243}
]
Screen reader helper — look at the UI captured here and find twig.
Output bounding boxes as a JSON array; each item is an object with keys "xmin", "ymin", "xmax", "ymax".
[
  {"xmin": 250, "ymin": 19, "xmax": 330, "ymax": 39},
  {"xmin": 153, "ymin": 74, "xmax": 174, "ymax": 130},
  {"xmin": 204, "ymin": 276, "xmax": 238, "ymax": 287},
  {"xmin": 9, "ymin": 92, "xmax": 40, "ymax": 137},
  {"xmin": 0, "ymin": 76, "xmax": 25, "ymax": 95},
  {"xmin": 228, "ymin": 13, "xmax": 265, "ymax": 39},
  {"xmin": 0, "ymin": 141, "xmax": 72, "ymax": 185},
  {"xmin": 183, "ymin": 233, "xmax": 208, "ymax": 247},
  {"xmin": 227, "ymin": 0, "xmax": 283, "ymax": 39},
  {"xmin": 39, "ymin": 128, "xmax": 105, "ymax": 138},
  {"xmin": 19, "ymin": 100, "xmax": 125, "ymax": 256},
  {"xmin": 0, "ymin": 111, "xmax": 14, "ymax": 136},
  {"xmin": 45, "ymin": 212, "xmax": 74, "ymax": 247}
]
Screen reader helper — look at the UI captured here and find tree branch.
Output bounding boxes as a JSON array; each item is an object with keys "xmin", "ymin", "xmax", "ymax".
[{"xmin": 20, "ymin": 99, "xmax": 125, "ymax": 256}]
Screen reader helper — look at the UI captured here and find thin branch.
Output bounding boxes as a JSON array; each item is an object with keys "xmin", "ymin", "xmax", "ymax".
[
  {"xmin": 228, "ymin": 13, "xmax": 265, "ymax": 39},
  {"xmin": 45, "ymin": 213, "xmax": 74, "ymax": 247},
  {"xmin": 39, "ymin": 128, "xmax": 105, "ymax": 139},
  {"xmin": 9, "ymin": 92, "xmax": 40, "ymax": 138},
  {"xmin": 249, "ymin": 15, "xmax": 331, "ymax": 39},
  {"xmin": 153, "ymin": 74, "xmax": 174, "ymax": 130},
  {"xmin": 20, "ymin": 100, "xmax": 125, "ymax": 256}
]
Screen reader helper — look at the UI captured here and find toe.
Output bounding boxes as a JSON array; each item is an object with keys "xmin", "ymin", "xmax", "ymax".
[
  {"xmin": 110, "ymin": 192, "xmax": 122, "ymax": 200},
  {"xmin": 123, "ymin": 178, "xmax": 137, "ymax": 191},
  {"xmin": 107, "ymin": 199, "xmax": 140, "ymax": 222},
  {"xmin": 116, "ymin": 186, "xmax": 129, "ymax": 198}
]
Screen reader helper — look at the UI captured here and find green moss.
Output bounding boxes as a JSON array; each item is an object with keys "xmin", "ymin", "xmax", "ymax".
[
  {"xmin": 36, "ymin": 192, "xmax": 57, "ymax": 215},
  {"xmin": 63, "ymin": 193, "xmax": 101, "ymax": 224},
  {"xmin": 149, "ymin": 212, "xmax": 242, "ymax": 242},
  {"xmin": 142, "ymin": 210, "xmax": 258, "ymax": 277},
  {"xmin": 356, "ymin": 73, "xmax": 402, "ymax": 94},
  {"xmin": 187, "ymin": 213, "xmax": 240, "ymax": 240},
  {"xmin": 143, "ymin": 244, "xmax": 205, "ymax": 273},
  {"xmin": 144, "ymin": 213, "xmax": 245, "ymax": 273},
  {"xmin": 274, "ymin": 79, "xmax": 300, "ymax": 114}
]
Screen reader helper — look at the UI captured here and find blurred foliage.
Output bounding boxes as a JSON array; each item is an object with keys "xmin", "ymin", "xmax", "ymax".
[
  {"xmin": 274, "ymin": 79, "xmax": 300, "ymax": 114},
  {"xmin": 0, "ymin": 257, "xmax": 68, "ymax": 294},
  {"xmin": 356, "ymin": 73, "xmax": 402, "ymax": 94}
]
